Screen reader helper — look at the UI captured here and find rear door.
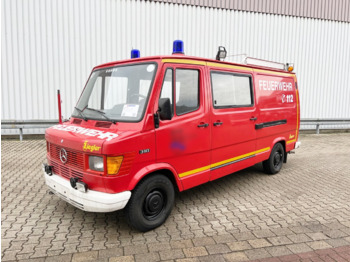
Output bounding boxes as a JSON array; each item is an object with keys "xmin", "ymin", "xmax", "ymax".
[
  {"xmin": 208, "ymin": 66, "xmax": 259, "ymax": 181},
  {"xmin": 155, "ymin": 63, "xmax": 211, "ymax": 190}
]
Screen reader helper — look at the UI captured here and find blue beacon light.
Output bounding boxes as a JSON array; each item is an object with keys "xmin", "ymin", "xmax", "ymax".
[
  {"xmin": 172, "ymin": 40, "xmax": 184, "ymax": 54},
  {"xmin": 131, "ymin": 49, "xmax": 140, "ymax": 59}
]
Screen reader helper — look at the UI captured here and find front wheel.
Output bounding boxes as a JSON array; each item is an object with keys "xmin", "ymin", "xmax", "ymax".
[
  {"xmin": 125, "ymin": 174, "xmax": 175, "ymax": 232},
  {"xmin": 263, "ymin": 143, "xmax": 285, "ymax": 175}
]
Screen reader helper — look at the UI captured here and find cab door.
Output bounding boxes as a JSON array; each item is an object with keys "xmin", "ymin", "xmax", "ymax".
[
  {"xmin": 209, "ymin": 68, "xmax": 258, "ymax": 181},
  {"xmin": 155, "ymin": 63, "xmax": 211, "ymax": 190}
]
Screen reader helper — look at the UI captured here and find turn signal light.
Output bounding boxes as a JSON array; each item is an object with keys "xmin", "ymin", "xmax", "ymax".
[
  {"xmin": 287, "ymin": 63, "xmax": 294, "ymax": 72},
  {"xmin": 107, "ymin": 156, "xmax": 123, "ymax": 175}
]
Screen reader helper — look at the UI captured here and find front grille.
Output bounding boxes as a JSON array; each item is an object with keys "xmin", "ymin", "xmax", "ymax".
[
  {"xmin": 50, "ymin": 144, "xmax": 84, "ymax": 170},
  {"xmin": 49, "ymin": 143, "xmax": 84, "ymax": 180},
  {"xmin": 51, "ymin": 160, "xmax": 84, "ymax": 180}
]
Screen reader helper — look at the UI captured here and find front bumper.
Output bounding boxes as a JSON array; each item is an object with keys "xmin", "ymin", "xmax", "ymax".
[{"xmin": 44, "ymin": 169, "xmax": 131, "ymax": 212}]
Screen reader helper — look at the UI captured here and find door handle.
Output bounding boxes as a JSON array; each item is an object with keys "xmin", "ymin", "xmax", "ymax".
[
  {"xmin": 213, "ymin": 122, "xmax": 223, "ymax": 126},
  {"xmin": 250, "ymin": 117, "xmax": 257, "ymax": 121},
  {"xmin": 197, "ymin": 123, "xmax": 209, "ymax": 128}
]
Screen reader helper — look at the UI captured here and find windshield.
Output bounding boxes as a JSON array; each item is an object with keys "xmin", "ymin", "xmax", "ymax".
[{"xmin": 73, "ymin": 63, "xmax": 157, "ymax": 122}]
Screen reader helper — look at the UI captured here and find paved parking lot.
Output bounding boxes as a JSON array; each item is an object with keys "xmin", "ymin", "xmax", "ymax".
[{"xmin": 1, "ymin": 133, "xmax": 350, "ymax": 262}]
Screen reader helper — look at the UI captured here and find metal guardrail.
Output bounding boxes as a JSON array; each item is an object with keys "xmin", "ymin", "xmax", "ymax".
[
  {"xmin": 1, "ymin": 119, "xmax": 350, "ymax": 140},
  {"xmin": 300, "ymin": 119, "xmax": 350, "ymax": 134},
  {"xmin": 1, "ymin": 120, "xmax": 58, "ymax": 141}
]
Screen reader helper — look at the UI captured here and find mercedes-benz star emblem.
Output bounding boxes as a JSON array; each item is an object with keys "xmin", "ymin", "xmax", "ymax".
[{"xmin": 59, "ymin": 148, "xmax": 68, "ymax": 164}]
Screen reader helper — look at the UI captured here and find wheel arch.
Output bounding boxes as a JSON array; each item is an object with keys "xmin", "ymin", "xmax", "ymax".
[
  {"xmin": 271, "ymin": 137, "xmax": 287, "ymax": 162},
  {"xmin": 127, "ymin": 163, "xmax": 183, "ymax": 192},
  {"xmin": 271, "ymin": 137, "xmax": 286, "ymax": 150}
]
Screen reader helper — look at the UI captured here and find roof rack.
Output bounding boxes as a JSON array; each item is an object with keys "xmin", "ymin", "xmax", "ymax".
[{"xmin": 215, "ymin": 46, "xmax": 293, "ymax": 72}]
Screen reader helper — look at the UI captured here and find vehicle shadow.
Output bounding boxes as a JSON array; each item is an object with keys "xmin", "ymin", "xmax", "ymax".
[{"xmin": 84, "ymin": 163, "xmax": 268, "ymax": 233}]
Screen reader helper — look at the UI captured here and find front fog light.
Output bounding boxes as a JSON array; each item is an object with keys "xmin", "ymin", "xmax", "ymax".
[{"xmin": 89, "ymin": 156, "xmax": 104, "ymax": 171}]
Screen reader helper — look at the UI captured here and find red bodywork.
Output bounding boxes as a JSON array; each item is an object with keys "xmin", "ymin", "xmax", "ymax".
[{"xmin": 45, "ymin": 55, "xmax": 300, "ymax": 194}]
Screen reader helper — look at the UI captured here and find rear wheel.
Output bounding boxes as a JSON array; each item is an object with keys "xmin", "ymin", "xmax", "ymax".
[
  {"xmin": 263, "ymin": 143, "xmax": 285, "ymax": 175},
  {"xmin": 125, "ymin": 174, "xmax": 175, "ymax": 232}
]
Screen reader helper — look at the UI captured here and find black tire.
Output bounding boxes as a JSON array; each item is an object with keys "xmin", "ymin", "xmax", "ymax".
[
  {"xmin": 125, "ymin": 174, "xmax": 175, "ymax": 232},
  {"xmin": 263, "ymin": 143, "xmax": 285, "ymax": 175}
]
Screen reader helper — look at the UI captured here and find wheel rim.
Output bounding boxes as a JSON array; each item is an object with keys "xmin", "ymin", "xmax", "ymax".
[
  {"xmin": 273, "ymin": 150, "xmax": 283, "ymax": 169},
  {"xmin": 143, "ymin": 190, "xmax": 166, "ymax": 220}
]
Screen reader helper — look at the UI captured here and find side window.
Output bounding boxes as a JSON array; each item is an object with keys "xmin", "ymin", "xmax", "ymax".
[
  {"xmin": 160, "ymin": 69, "xmax": 174, "ymax": 115},
  {"xmin": 175, "ymin": 69, "xmax": 199, "ymax": 115},
  {"xmin": 211, "ymin": 72, "xmax": 253, "ymax": 107}
]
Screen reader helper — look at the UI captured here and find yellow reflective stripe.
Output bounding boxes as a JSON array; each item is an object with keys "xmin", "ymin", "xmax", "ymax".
[
  {"xmin": 211, "ymin": 151, "xmax": 254, "ymax": 169},
  {"xmin": 287, "ymin": 139, "xmax": 296, "ymax": 144},
  {"xmin": 295, "ymin": 88, "xmax": 299, "ymax": 139},
  {"xmin": 206, "ymin": 62, "xmax": 253, "ymax": 72},
  {"xmin": 178, "ymin": 165, "xmax": 211, "ymax": 178},
  {"xmin": 162, "ymin": 59, "xmax": 206, "ymax": 65},
  {"xmin": 179, "ymin": 147, "xmax": 271, "ymax": 178},
  {"xmin": 255, "ymin": 147, "xmax": 271, "ymax": 154},
  {"xmin": 254, "ymin": 68, "xmax": 295, "ymax": 78}
]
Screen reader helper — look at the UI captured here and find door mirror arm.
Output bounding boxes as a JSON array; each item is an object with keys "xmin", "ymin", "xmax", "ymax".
[
  {"xmin": 154, "ymin": 113, "xmax": 160, "ymax": 128},
  {"xmin": 154, "ymin": 98, "xmax": 172, "ymax": 129}
]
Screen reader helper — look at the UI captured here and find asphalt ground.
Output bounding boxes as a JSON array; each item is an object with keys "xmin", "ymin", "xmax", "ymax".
[{"xmin": 1, "ymin": 133, "xmax": 350, "ymax": 261}]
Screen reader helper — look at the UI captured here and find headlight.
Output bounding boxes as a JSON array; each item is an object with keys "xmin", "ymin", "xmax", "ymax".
[{"xmin": 89, "ymin": 156, "xmax": 104, "ymax": 171}]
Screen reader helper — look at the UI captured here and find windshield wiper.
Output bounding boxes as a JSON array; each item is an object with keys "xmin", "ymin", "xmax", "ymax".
[
  {"xmin": 74, "ymin": 106, "xmax": 88, "ymax": 121},
  {"xmin": 86, "ymin": 108, "xmax": 117, "ymax": 124}
]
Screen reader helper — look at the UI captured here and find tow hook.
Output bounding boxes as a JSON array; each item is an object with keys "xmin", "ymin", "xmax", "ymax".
[
  {"xmin": 70, "ymin": 177, "xmax": 79, "ymax": 189},
  {"xmin": 43, "ymin": 164, "xmax": 53, "ymax": 176},
  {"xmin": 70, "ymin": 177, "xmax": 88, "ymax": 193}
]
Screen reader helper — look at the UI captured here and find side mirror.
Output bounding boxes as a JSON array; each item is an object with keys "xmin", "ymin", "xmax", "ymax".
[{"xmin": 158, "ymin": 98, "xmax": 172, "ymax": 121}]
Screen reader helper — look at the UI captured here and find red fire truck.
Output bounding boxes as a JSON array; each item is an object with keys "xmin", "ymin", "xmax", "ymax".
[{"xmin": 44, "ymin": 41, "xmax": 300, "ymax": 231}]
